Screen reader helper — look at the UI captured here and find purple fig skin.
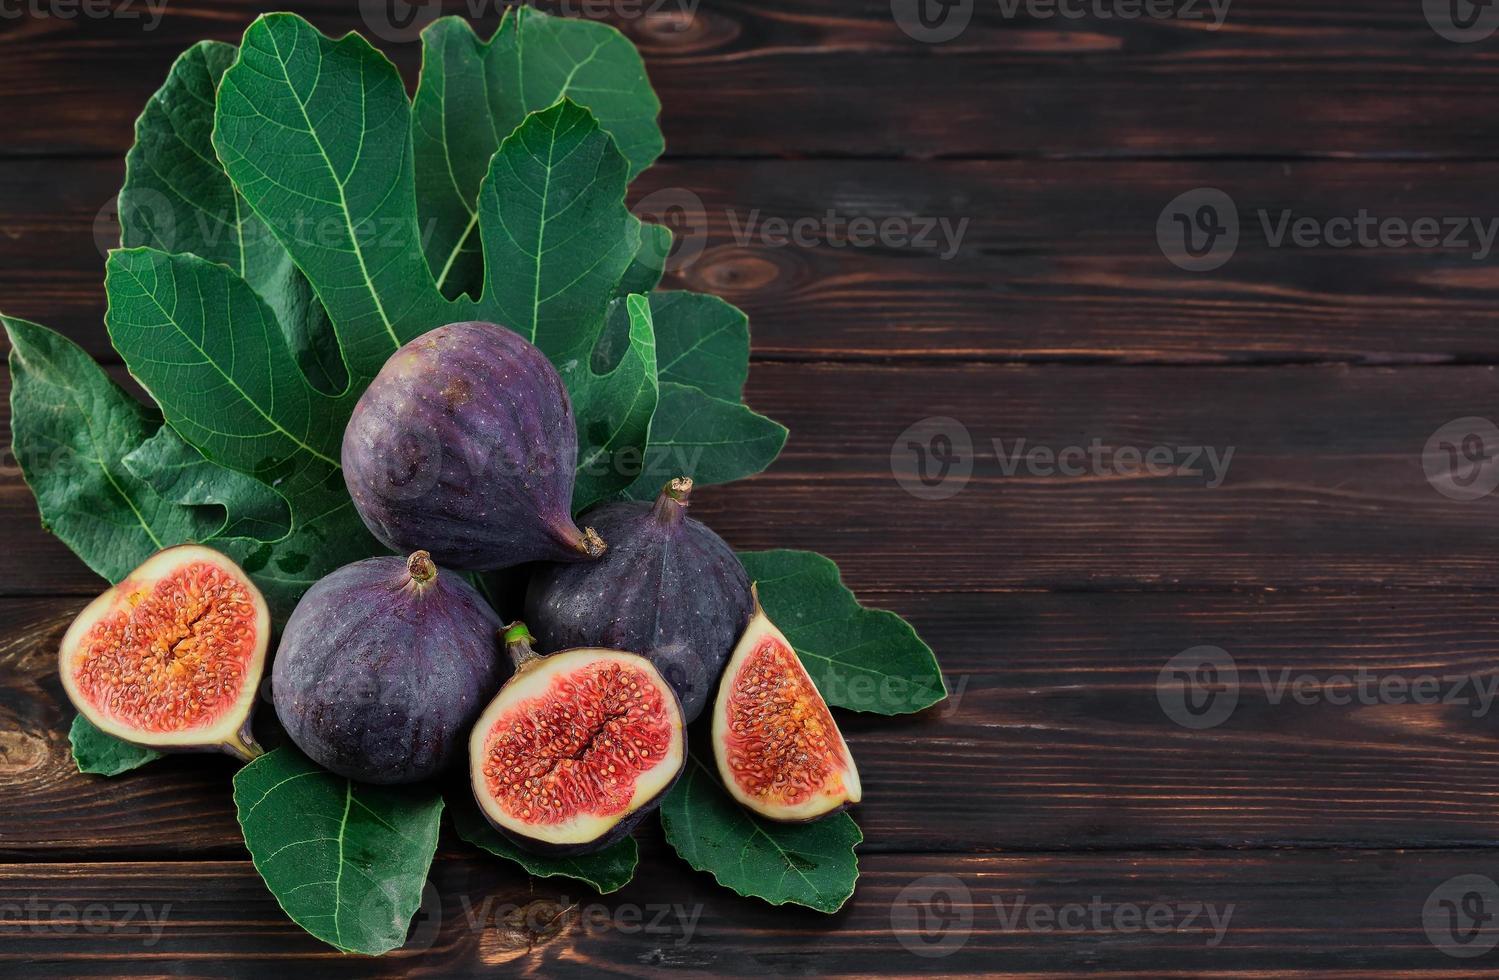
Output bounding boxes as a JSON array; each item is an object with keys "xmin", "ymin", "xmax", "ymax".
[
  {"xmin": 273, "ymin": 552, "xmax": 506, "ymax": 785},
  {"xmin": 523, "ymin": 478, "xmax": 753, "ymax": 722},
  {"xmin": 342, "ymin": 322, "xmax": 606, "ymax": 570}
]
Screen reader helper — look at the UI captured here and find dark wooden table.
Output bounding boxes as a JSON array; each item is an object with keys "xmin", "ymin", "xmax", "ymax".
[{"xmin": 6, "ymin": 0, "xmax": 1499, "ymax": 974}]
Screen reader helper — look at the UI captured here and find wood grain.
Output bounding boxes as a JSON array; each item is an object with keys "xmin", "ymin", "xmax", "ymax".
[
  {"xmin": 5, "ymin": 361, "xmax": 1499, "ymax": 597},
  {"xmin": 10, "ymin": 157, "xmax": 1499, "ymax": 365},
  {"xmin": 1, "ymin": 852, "xmax": 1493, "ymax": 974},
  {"xmin": 5, "ymin": 0, "xmax": 1499, "ymax": 970},
  {"xmin": 12, "ymin": 591, "xmax": 1499, "ymax": 858},
  {"xmin": 3, "ymin": 0, "xmax": 1498, "ymax": 161}
]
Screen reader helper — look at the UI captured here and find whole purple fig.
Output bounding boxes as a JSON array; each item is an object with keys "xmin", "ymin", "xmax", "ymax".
[
  {"xmin": 342, "ymin": 322, "xmax": 605, "ymax": 570},
  {"xmin": 273, "ymin": 551, "xmax": 506, "ymax": 784},
  {"xmin": 524, "ymin": 478, "xmax": 753, "ymax": 722}
]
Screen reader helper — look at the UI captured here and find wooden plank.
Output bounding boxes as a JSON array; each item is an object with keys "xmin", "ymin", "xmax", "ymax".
[
  {"xmin": 12, "ymin": 590, "xmax": 1499, "ymax": 857},
  {"xmin": 2, "ymin": 852, "xmax": 1496, "ymax": 974},
  {"xmin": 9, "ymin": 157, "xmax": 1499, "ymax": 365},
  {"xmin": 5, "ymin": 360, "xmax": 1499, "ymax": 596},
  {"xmin": 3, "ymin": 1, "xmax": 1498, "ymax": 161}
]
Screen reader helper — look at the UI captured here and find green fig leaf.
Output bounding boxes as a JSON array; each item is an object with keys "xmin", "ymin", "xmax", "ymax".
[
  {"xmin": 413, "ymin": 10, "xmax": 663, "ymax": 299},
  {"xmin": 122, "ymin": 426, "xmax": 292, "ymax": 542},
  {"xmin": 213, "ymin": 13, "xmax": 453, "ymax": 384},
  {"xmin": 69, "ymin": 715, "xmax": 161, "ymax": 777},
  {"xmin": 121, "ymin": 39, "xmax": 345, "ymax": 395},
  {"xmin": 105, "ymin": 248, "xmax": 347, "ymax": 477},
  {"xmin": 624, "ymin": 382, "xmax": 786, "ymax": 498},
  {"xmin": 660, "ymin": 749, "xmax": 861, "ymax": 914},
  {"xmin": 103, "ymin": 248, "xmax": 383, "ymax": 617},
  {"xmin": 450, "ymin": 795, "xmax": 638, "ymax": 894},
  {"xmin": 234, "ymin": 747, "xmax": 443, "ymax": 956},
  {"xmin": 619, "ymin": 290, "xmax": 781, "ymax": 495},
  {"xmin": 3, "ymin": 316, "xmax": 212, "ymax": 581},
  {"xmin": 650, "ymin": 291, "xmax": 750, "ymax": 401},
  {"xmin": 66, "ymin": 15, "xmax": 661, "ymax": 619},
  {"xmin": 738, "ymin": 550, "xmax": 947, "ymax": 715},
  {"xmin": 573, "ymin": 294, "xmax": 658, "ymax": 510},
  {"xmin": 472, "ymin": 97, "xmax": 639, "ymax": 364}
]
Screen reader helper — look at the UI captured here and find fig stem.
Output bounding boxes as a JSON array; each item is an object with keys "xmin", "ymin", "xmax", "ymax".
[
  {"xmin": 579, "ymin": 526, "xmax": 607, "ymax": 558},
  {"xmin": 502, "ymin": 621, "xmax": 543, "ymax": 672},
  {"xmin": 652, "ymin": 477, "xmax": 693, "ymax": 526},
  {"xmin": 222, "ymin": 725, "xmax": 264, "ymax": 762},
  {"xmin": 406, "ymin": 551, "xmax": 437, "ymax": 585}
]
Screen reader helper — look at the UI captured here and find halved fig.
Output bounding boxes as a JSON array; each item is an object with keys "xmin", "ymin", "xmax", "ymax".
[
  {"xmin": 59, "ymin": 545, "xmax": 269, "ymax": 761},
  {"xmin": 469, "ymin": 623, "xmax": 686, "ymax": 854},
  {"xmin": 711, "ymin": 590, "xmax": 861, "ymax": 822}
]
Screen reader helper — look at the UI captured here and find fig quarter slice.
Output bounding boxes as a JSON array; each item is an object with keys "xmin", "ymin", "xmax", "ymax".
[
  {"xmin": 59, "ymin": 545, "xmax": 269, "ymax": 761},
  {"xmin": 711, "ymin": 588, "xmax": 862, "ymax": 822},
  {"xmin": 469, "ymin": 623, "xmax": 686, "ymax": 855}
]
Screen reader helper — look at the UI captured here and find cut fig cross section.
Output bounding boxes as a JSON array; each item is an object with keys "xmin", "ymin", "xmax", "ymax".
[
  {"xmin": 469, "ymin": 624, "xmax": 686, "ymax": 854},
  {"xmin": 711, "ymin": 589, "xmax": 862, "ymax": 822},
  {"xmin": 59, "ymin": 545, "xmax": 270, "ymax": 761}
]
